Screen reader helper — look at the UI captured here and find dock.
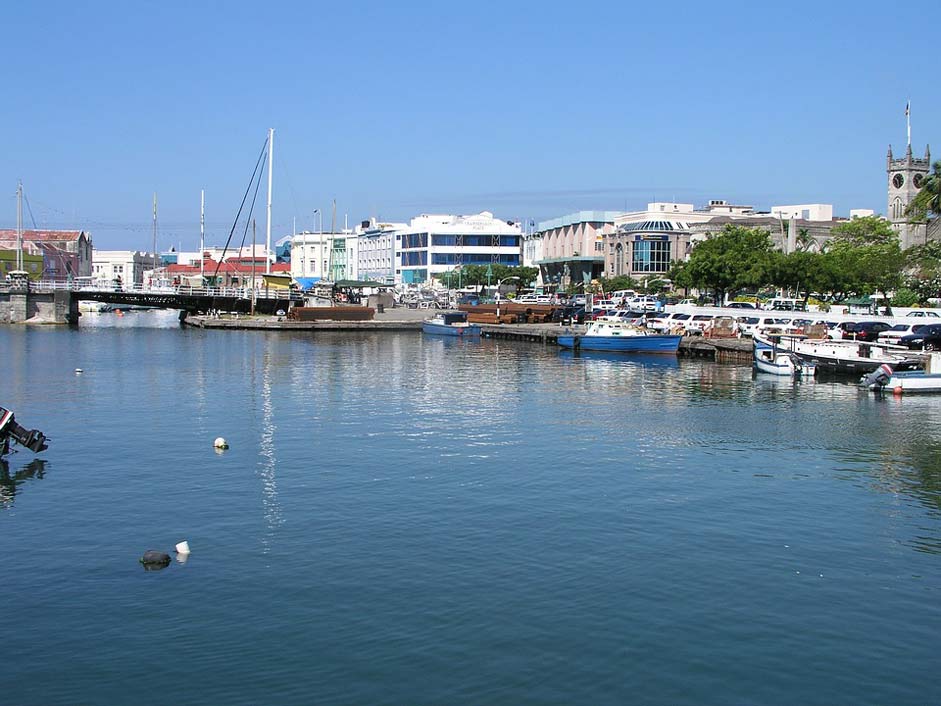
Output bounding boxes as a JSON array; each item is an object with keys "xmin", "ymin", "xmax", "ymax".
[{"xmin": 184, "ymin": 313, "xmax": 754, "ymax": 363}]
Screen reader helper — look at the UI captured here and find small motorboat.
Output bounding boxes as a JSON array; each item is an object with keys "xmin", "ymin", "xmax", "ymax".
[
  {"xmin": 861, "ymin": 354, "xmax": 941, "ymax": 394},
  {"xmin": 557, "ymin": 320, "xmax": 682, "ymax": 353},
  {"xmin": 422, "ymin": 311, "xmax": 481, "ymax": 337},
  {"xmin": 753, "ymin": 336, "xmax": 816, "ymax": 377}
]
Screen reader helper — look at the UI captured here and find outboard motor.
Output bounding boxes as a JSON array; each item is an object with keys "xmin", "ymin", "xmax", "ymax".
[
  {"xmin": 860, "ymin": 363, "xmax": 893, "ymax": 389},
  {"xmin": 0, "ymin": 407, "xmax": 49, "ymax": 456}
]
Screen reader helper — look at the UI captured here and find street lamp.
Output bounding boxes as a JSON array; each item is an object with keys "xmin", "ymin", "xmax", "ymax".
[{"xmin": 495, "ymin": 276, "xmax": 519, "ymax": 320}]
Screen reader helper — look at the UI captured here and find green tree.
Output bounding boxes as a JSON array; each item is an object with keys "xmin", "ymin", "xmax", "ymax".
[
  {"xmin": 828, "ymin": 215, "xmax": 897, "ymax": 248},
  {"xmin": 681, "ymin": 225, "xmax": 776, "ymax": 304},
  {"xmin": 598, "ymin": 275, "xmax": 637, "ymax": 293}
]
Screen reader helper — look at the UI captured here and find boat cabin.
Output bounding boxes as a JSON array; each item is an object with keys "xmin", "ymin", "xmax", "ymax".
[{"xmin": 440, "ymin": 312, "xmax": 469, "ymax": 326}]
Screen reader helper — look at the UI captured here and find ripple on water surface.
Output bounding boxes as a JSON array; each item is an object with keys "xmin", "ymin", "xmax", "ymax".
[{"xmin": 0, "ymin": 323, "xmax": 940, "ymax": 705}]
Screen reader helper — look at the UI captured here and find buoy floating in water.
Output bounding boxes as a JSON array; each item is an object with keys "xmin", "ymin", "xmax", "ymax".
[
  {"xmin": 213, "ymin": 437, "xmax": 229, "ymax": 450},
  {"xmin": 175, "ymin": 540, "xmax": 190, "ymax": 555},
  {"xmin": 75, "ymin": 368, "xmax": 83, "ymax": 374},
  {"xmin": 140, "ymin": 550, "xmax": 171, "ymax": 571}
]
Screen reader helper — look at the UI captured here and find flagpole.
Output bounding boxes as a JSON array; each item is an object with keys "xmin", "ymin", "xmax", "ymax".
[{"xmin": 906, "ymin": 99, "xmax": 911, "ymax": 148}]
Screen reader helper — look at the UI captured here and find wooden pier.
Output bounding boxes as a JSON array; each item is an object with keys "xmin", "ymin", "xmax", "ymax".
[{"xmin": 184, "ymin": 315, "xmax": 754, "ymax": 363}]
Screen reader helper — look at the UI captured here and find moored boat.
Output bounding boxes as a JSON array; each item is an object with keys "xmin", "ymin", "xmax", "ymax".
[
  {"xmin": 752, "ymin": 332, "xmax": 924, "ymax": 375},
  {"xmin": 422, "ymin": 311, "xmax": 481, "ymax": 337},
  {"xmin": 557, "ymin": 320, "xmax": 682, "ymax": 353},
  {"xmin": 753, "ymin": 336, "xmax": 816, "ymax": 377},
  {"xmin": 861, "ymin": 354, "xmax": 941, "ymax": 394}
]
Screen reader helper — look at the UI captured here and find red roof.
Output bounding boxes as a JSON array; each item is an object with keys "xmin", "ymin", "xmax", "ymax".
[
  {"xmin": 0, "ymin": 229, "xmax": 86, "ymax": 242},
  {"xmin": 167, "ymin": 257, "xmax": 281, "ymax": 275}
]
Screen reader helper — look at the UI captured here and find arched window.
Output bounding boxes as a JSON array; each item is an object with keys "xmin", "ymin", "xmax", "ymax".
[{"xmin": 893, "ymin": 197, "xmax": 903, "ymax": 220}]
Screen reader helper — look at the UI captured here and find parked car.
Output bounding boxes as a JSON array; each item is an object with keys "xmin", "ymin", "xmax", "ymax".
[
  {"xmin": 905, "ymin": 310, "xmax": 940, "ymax": 318},
  {"xmin": 675, "ymin": 299, "xmax": 697, "ymax": 307},
  {"xmin": 900, "ymin": 323, "xmax": 941, "ymax": 350},
  {"xmin": 726, "ymin": 301, "xmax": 757, "ymax": 309},
  {"xmin": 630, "ymin": 295, "xmax": 662, "ymax": 311},
  {"xmin": 878, "ymin": 323, "xmax": 925, "ymax": 346},
  {"xmin": 852, "ymin": 321, "xmax": 893, "ymax": 342},
  {"xmin": 684, "ymin": 314, "xmax": 716, "ymax": 335},
  {"xmin": 551, "ymin": 305, "xmax": 590, "ymax": 324}
]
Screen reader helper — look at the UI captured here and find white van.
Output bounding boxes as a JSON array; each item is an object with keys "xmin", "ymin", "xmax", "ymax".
[{"xmin": 764, "ymin": 298, "xmax": 806, "ymax": 311}]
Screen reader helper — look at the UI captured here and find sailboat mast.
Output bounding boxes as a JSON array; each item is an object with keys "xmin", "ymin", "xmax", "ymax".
[
  {"xmin": 15, "ymin": 181, "xmax": 23, "ymax": 271},
  {"xmin": 152, "ymin": 192, "xmax": 158, "ymax": 284},
  {"xmin": 265, "ymin": 128, "xmax": 274, "ymax": 275},
  {"xmin": 200, "ymin": 189, "xmax": 205, "ymax": 278}
]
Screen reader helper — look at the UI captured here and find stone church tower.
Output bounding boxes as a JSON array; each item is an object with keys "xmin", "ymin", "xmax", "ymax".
[{"xmin": 887, "ymin": 143, "xmax": 930, "ymax": 248}]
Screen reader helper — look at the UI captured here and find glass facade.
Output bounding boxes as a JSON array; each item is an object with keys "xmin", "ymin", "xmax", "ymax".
[
  {"xmin": 431, "ymin": 234, "xmax": 519, "ymax": 248},
  {"xmin": 402, "ymin": 251, "xmax": 427, "ymax": 266},
  {"xmin": 401, "ymin": 233, "xmax": 428, "ymax": 249},
  {"xmin": 431, "ymin": 253, "xmax": 519, "ymax": 265},
  {"xmin": 631, "ymin": 238, "xmax": 671, "ymax": 273}
]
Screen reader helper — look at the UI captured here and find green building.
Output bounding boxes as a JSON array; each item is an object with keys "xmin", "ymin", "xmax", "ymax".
[{"xmin": 0, "ymin": 250, "xmax": 44, "ymax": 280}]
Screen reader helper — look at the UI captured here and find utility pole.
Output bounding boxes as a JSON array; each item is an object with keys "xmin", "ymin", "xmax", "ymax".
[{"xmin": 15, "ymin": 181, "xmax": 23, "ymax": 271}]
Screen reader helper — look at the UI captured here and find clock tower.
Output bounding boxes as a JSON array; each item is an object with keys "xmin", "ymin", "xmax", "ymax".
[{"xmin": 887, "ymin": 143, "xmax": 931, "ymax": 248}]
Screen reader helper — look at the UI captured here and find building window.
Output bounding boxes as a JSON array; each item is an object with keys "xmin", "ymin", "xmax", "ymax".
[{"xmin": 631, "ymin": 239, "xmax": 671, "ymax": 273}]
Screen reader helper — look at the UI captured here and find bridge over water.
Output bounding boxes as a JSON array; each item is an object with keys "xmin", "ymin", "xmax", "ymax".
[{"xmin": 1, "ymin": 280, "xmax": 303, "ymax": 325}]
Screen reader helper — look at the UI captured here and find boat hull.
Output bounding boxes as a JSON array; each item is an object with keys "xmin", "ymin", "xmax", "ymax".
[
  {"xmin": 557, "ymin": 333, "xmax": 682, "ymax": 353},
  {"xmin": 422, "ymin": 321, "xmax": 481, "ymax": 337},
  {"xmin": 883, "ymin": 371, "xmax": 941, "ymax": 393}
]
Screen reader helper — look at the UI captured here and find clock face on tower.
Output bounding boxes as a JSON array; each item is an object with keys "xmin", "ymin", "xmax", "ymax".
[
  {"xmin": 893, "ymin": 173, "xmax": 904, "ymax": 189},
  {"xmin": 913, "ymin": 173, "xmax": 924, "ymax": 189}
]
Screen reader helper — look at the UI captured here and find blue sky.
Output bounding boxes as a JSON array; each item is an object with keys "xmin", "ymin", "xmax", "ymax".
[{"xmin": 2, "ymin": 0, "xmax": 938, "ymax": 250}]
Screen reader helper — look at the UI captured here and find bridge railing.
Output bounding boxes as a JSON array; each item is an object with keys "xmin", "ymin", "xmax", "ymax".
[{"xmin": 17, "ymin": 280, "xmax": 296, "ymax": 300}]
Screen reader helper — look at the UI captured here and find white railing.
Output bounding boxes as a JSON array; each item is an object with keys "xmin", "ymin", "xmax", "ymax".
[{"xmin": 17, "ymin": 280, "xmax": 296, "ymax": 300}]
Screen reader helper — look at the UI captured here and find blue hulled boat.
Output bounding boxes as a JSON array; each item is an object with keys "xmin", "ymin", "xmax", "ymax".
[
  {"xmin": 422, "ymin": 312, "xmax": 481, "ymax": 337},
  {"xmin": 557, "ymin": 320, "xmax": 681, "ymax": 353}
]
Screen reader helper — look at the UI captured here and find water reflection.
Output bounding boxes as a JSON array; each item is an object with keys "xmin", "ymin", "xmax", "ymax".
[{"xmin": 0, "ymin": 458, "xmax": 48, "ymax": 509}]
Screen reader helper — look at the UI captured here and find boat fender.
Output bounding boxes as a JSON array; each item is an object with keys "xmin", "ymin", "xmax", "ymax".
[{"xmin": 140, "ymin": 550, "xmax": 172, "ymax": 569}]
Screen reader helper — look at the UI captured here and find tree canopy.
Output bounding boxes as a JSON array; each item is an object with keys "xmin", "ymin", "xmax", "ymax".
[{"xmin": 672, "ymin": 225, "xmax": 776, "ymax": 304}]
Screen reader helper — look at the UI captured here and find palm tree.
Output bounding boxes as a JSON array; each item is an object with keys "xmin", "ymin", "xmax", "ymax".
[
  {"xmin": 796, "ymin": 228, "xmax": 816, "ymax": 252},
  {"xmin": 907, "ymin": 160, "xmax": 941, "ymax": 222}
]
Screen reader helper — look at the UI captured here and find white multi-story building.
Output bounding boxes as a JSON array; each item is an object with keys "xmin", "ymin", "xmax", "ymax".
[
  {"xmin": 290, "ymin": 232, "xmax": 357, "ymax": 282},
  {"xmin": 91, "ymin": 250, "xmax": 158, "ymax": 287},
  {"xmin": 356, "ymin": 219, "xmax": 407, "ymax": 285},
  {"xmin": 397, "ymin": 211, "xmax": 521, "ymax": 285}
]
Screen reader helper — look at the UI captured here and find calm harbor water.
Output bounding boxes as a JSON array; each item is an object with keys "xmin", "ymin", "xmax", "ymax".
[{"xmin": 2, "ymin": 311, "xmax": 940, "ymax": 705}]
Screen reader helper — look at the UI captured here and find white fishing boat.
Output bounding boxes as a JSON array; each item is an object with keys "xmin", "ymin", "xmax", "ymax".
[
  {"xmin": 753, "ymin": 336, "xmax": 816, "ymax": 377},
  {"xmin": 752, "ymin": 332, "xmax": 924, "ymax": 376}
]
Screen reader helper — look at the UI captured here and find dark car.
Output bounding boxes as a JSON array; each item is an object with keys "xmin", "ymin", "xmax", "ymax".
[
  {"xmin": 552, "ymin": 305, "xmax": 589, "ymax": 324},
  {"xmin": 832, "ymin": 320, "xmax": 891, "ymax": 342},
  {"xmin": 852, "ymin": 321, "xmax": 893, "ymax": 342},
  {"xmin": 900, "ymin": 323, "xmax": 941, "ymax": 350},
  {"xmin": 726, "ymin": 302, "xmax": 757, "ymax": 310}
]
